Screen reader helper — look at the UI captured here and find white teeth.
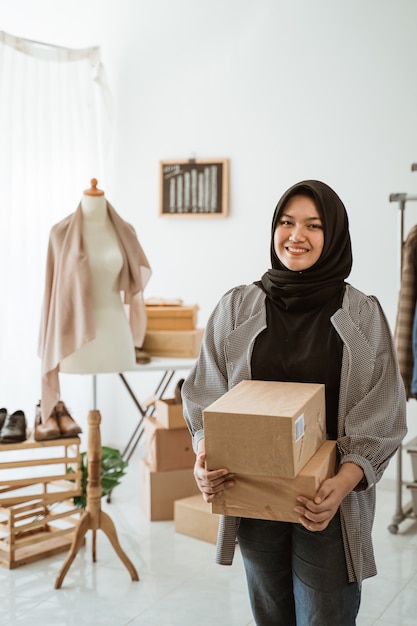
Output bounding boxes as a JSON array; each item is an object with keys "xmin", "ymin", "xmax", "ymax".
[{"xmin": 287, "ymin": 247, "xmax": 307, "ymax": 253}]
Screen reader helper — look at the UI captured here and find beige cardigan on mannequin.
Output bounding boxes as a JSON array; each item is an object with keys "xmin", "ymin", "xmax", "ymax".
[{"xmin": 38, "ymin": 201, "xmax": 151, "ymax": 423}]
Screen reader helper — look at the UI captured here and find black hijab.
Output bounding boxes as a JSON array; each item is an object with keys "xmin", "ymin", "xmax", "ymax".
[
  {"xmin": 258, "ymin": 180, "xmax": 353, "ymax": 310},
  {"xmin": 252, "ymin": 180, "xmax": 351, "ymax": 437}
]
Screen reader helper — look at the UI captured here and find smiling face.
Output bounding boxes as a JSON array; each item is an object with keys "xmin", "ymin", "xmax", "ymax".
[{"xmin": 273, "ymin": 194, "xmax": 324, "ymax": 272}]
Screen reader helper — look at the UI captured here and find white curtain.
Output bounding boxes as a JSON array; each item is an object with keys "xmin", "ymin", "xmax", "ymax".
[{"xmin": 0, "ymin": 31, "xmax": 112, "ymax": 419}]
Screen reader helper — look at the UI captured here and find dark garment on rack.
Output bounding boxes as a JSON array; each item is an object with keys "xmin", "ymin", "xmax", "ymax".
[{"xmin": 394, "ymin": 224, "xmax": 417, "ymax": 399}]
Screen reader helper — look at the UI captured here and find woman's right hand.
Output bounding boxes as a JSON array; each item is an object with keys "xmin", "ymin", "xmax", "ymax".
[{"xmin": 194, "ymin": 439, "xmax": 235, "ymax": 503}]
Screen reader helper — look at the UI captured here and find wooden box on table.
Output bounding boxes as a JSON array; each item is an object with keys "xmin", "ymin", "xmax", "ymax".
[
  {"xmin": 145, "ymin": 304, "xmax": 199, "ymax": 331},
  {"xmin": 142, "ymin": 328, "xmax": 204, "ymax": 358}
]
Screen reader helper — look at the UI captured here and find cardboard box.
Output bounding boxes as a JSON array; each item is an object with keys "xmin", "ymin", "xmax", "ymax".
[
  {"xmin": 155, "ymin": 398, "xmax": 186, "ymax": 429},
  {"xmin": 144, "ymin": 417, "xmax": 195, "ymax": 471},
  {"xmin": 146, "ymin": 305, "xmax": 199, "ymax": 331},
  {"xmin": 204, "ymin": 380, "xmax": 326, "ymax": 478},
  {"xmin": 140, "ymin": 459, "xmax": 199, "ymax": 521},
  {"xmin": 211, "ymin": 440, "xmax": 337, "ymax": 523},
  {"xmin": 142, "ymin": 328, "xmax": 204, "ymax": 358},
  {"xmin": 174, "ymin": 495, "xmax": 220, "ymax": 544}
]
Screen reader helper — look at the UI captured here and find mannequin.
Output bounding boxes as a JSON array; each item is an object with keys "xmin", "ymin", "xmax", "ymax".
[
  {"xmin": 39, "ymin": 178, "xmax": 151, "ymax": 425},
  {"xmin": 53, "ymin": 179, "xmax": 143, "ymax": 589},
  {"xmin": 60, "ymin": 180, "xmax": 136, "ymax": 374}
]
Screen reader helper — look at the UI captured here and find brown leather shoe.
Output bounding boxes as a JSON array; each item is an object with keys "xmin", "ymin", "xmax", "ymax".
[
  {"xmin": 0, "ymin": 408, "xmax": 7, "ymax": 432},
  {"xmin": 55, "ymin": 401, "xmax": 82, "ymax": 437},
  {"xmin": 34, "ymin": 402, "xmax": 61, "ymax": 441},
  {"xmin": 0, "ymin": 410, "xmax": 27, "ymax": 443}
]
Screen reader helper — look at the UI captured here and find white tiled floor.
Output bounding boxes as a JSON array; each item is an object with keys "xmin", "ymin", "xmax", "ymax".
[{"xmin": 1, "ymin": 456, "xmax": 417, "ymax": 626}]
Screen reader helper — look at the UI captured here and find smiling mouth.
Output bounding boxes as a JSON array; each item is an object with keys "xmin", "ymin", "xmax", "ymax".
[{"xmin": 286, "ymin": 246, "xmax": 308, "ymax": 254}]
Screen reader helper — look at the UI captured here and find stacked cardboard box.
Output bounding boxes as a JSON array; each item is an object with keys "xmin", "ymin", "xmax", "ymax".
[
  {"xmin": 174, "ymin": 494, "xmax": 220, "ymax": 544},
  {"xmin": 203, "ymin": 380, "xmax": 337, "ymax": 522},
  {"xmin": 144, "ymin": 416, "xmax": 194, "ymax": 471},
  {"xmin": 142, "ymin": 302, "xmax": 203, "ymax": 358},
  {"xmin": 140, "ymin": 398, "xmax": 199, "ymax": 521},
  {"xmin": 154, "ymin": 398, "xmax": 185, "ymax": 429},
  {"xmin": 140, "ymin": 460, "xmax": 199, "ymax": 521}
]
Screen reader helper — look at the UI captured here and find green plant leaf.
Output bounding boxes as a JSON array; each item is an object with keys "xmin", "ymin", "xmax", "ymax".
[{"xmin": 68, "ymin": 446, "xmax": 127, "ymax": 509}]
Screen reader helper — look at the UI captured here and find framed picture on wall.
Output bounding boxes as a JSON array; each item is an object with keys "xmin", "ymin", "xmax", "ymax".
[{"xmin": 159, "ymin": 158, "xmax": 229, "ymax": 217}]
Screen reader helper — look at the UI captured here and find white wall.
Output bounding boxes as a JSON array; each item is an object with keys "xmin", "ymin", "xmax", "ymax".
[{"xmin": 1, "ymin": 0, "xmax": 417, "ymax": 481}]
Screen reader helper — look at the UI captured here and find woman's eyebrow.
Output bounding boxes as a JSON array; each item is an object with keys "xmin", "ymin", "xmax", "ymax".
[{"xmin": 280, "ymin": 212, "xmax": 322, "ymax": 222}]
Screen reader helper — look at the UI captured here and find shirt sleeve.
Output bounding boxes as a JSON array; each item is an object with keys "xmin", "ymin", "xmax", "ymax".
[
  {"xmin": 337, "ymin": 295, "xmax": 407, "ymax": 489},
  {"xmin": 182, "ymin": 286, "xmax": 244, "ymax": 453}
]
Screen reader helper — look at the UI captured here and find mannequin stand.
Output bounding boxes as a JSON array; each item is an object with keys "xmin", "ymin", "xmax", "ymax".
[{"xmin": 55, "ymin": 409, "xmax": 139, "ymax": 588}]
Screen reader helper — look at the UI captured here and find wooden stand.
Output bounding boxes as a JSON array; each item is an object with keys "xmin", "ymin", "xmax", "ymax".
[
  {"xmin": 55, "ymin": 410, "xmax": 139, "ymax": 588},
  {"xmin": 0, "ymin": 437, "xmax": 83, "ymax": 569}
]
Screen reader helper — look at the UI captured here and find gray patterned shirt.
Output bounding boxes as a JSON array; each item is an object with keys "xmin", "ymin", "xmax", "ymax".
[{"xmin": 182, "ymin": 283, "xmax": 407, "ymax": 585}]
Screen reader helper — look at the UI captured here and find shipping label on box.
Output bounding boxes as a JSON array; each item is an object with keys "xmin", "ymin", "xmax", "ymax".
[
  {"xmin": 211, "ymin": 440, "xmax": 337, "ymax": 522},
  {"xmin": 155, "ymin": 398, "xmax": 186, "ymax": 429},
  {"xmin": 144, "ymin": 417, "xmax": 195, "ymax": 472},
  {"xmin": 140, "ymin": 459, "xmax": 199, "ymax": 521},
  {"xmin": 204, "ymin": 380, "xmax": 326, "ymax": 478}
]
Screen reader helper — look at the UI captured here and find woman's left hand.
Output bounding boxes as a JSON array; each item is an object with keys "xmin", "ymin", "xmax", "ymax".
[{"xmin": 294, "ymin": 462, "xmax": 364, "ymax": 532}]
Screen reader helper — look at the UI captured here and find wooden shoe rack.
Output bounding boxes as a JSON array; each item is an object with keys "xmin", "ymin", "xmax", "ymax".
[{"xmin": 0, "ymin": 437, "xmax": 82, "ymax": 569}]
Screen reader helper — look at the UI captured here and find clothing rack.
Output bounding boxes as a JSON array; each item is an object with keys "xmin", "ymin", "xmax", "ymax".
[{"xmin": 388, "ymin": 167, "xmax": 417, "ymax": 533}]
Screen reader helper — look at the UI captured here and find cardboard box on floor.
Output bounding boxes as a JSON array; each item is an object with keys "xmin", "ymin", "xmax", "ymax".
[
  {"xmin": 175, "ymin": 495, "xmax": 220, "ymax": 544},
  {"xmin": 211, "ymin": 440, "xmax": 337, "ymax": 523},
  {"xmin": 140, "ymin": 459, "xmax": 199, "ymax": 521},
  {"xmin": 142, "ymin": 328, "xmax": 204, "ymax": 358},
  {"xmin": 204, "ymin": 380, "xmax": 326, "ymax": 479},
  {"xmin": 146, "ymin": 304, "xmax": 199, "ymax": 331},
  {"xmin": 155, "ymin": 398, "xmax": 186, "ymax": 429},
  {"xmin": 144, "ymin": 417, "xmax": 194, "ymax": 471}
]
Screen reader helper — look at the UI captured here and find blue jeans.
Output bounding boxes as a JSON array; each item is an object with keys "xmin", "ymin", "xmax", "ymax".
[{"xmin": 237, "ymin": 512, "xmax": 361, "ymax": 626}]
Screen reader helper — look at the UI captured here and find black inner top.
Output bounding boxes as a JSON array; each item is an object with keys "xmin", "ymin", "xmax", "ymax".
[{"xmin": 250, "ymin": 285, "xmax": 345, "ymax": 440}]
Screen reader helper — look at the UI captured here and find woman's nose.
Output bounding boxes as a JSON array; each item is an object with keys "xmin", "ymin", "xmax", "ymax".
[{"xmin": 289, "ymin": 227, "xmax": 305, "ymax": 242}]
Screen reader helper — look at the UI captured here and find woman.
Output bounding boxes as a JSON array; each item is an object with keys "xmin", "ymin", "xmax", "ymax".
[{"xmin": 182, "ymin": 180, "xmax": 407, "ymax": 626}]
